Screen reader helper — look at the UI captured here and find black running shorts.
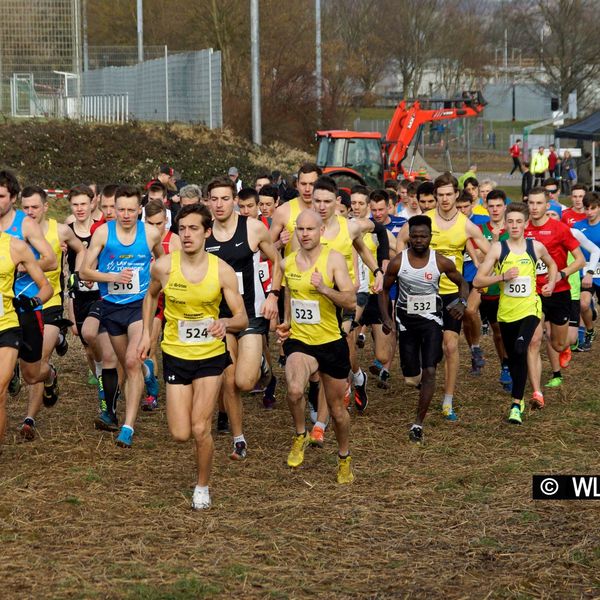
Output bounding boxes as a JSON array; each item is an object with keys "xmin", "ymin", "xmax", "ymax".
[
  {"xmin": 163, "ymin": 351, "xmax": 232, "ymax": 386},
  {"xmin": 283, "ymin": 337, "xmax": 350, "ymax": 380},
  {"xmin": 398, "ymin": 318, "xmax": 443, "ymax": 377},
  {"xmin": 17, "ymin": 310, "xmax": 44, "ymax": 363},
  {"xmin": 541, "ymin": 290, "xmax": 570, "ymax": 326},
  {"xmin": 441, "ymin": 293, "xmax": 462, "ymax": 334}
]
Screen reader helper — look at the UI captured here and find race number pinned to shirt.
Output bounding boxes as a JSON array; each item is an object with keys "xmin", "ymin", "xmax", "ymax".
[
  {"xmin": 406, "ymin": 294, "xmax": 436, "ymax": 315},
  {"xmin": 535, "ymin": 259, "xmax": 548, "ymax": 275},
  {"xmin": 236, "ymin": 272, "xmax": 245, "ymax": 295},
  {"xmin": 586, "ymin": 263, "xmax": 600, "ymax": 278},
  {"xmin": 79, "ymin": 279, "xmax": 99, "ymax": 292},
  {"xmin": 504, "ymin": 276, "xmax": 531, "ymax": 297},
  {"xmin": 178, "ymin": 319, "xmax": 215, "ymax": 344},
  {"xmin": 109, "ymin": 269, "xmax": 140, "ymax": 294},
  {"xmin": 257, "ymin": 262, "xmax": 270, "ymax": 290},
  {"xmin": 291, "ymin": 299, "xmax": 320, "ymax": 324}
]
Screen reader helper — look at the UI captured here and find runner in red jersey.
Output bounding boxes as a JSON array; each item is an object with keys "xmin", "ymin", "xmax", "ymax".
[
  {"xmin": 561, "ymin": 184, "xmax": 588, "ymax": 227},
  {"xmin": 524, "ymin": 188, "xmax": 585, "ymax": 409}
]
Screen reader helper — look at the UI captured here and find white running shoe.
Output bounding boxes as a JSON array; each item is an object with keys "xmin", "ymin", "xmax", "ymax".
[{"xmin": 191, "ymin": 487, "xmax": 211, "ymax": 510}]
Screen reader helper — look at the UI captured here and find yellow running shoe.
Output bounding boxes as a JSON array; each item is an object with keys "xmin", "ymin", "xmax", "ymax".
[
  {"xmin": 337, "ymin": 454, "xmax": 355, "ymax": 484},
  {"xmin": 287, "ymin": 432, "xmax": 309, "ymax": 467}
]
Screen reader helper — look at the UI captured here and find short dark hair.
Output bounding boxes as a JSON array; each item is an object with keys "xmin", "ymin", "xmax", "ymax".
[
  {"xmin": 463, "ymin": 176, "xmax": 479, "ymax": 189},
  {"xmin": 384, "ymin": 179, "xmax": 398, "ymax": 191},
  {"xmin": 408, "ymin": 214, "xmax": 432, "ymax": 232},
  {"xmin": 68, "ymin": 184, "xmax": 94, "ymax": 202},
  {"xmin": 528, "ymin": 186, "xmax": 547, "ymax": 199},
  {"xmin": 298, "ymin": 162, "xmax": 322, "ymax": 178},
  {"xmin": 350, "ymin": 184, "xmax": 369, "ymax": 197},
  {"xmin": 572, "ymin": 184, "xmax": 588, "ymax": 194},
  {"xmin": 176, "ymin": 203, "xmax": 212, "ymax": 230},
  {"xmin": 398, "ymin": 179, "xmax": 410, "ymax": 191},
  {"xmin": 22, "ymin": 185, "xmax": 47, "ymax": 203},
  {"xmin": 313, "ymin": 175, "xmax": 338, "ymax": 196},
  {"xmin": 486, "ymin": 189, "xmax": 507, "ymax": 203},
  {"xmin": 506, "ymin": 201, "xmax": 529, "ymax": 219},
  {"xmin": 238, "ymin": 187, "xmax": 259, "ymax": 204},
  {"xmin": 101, "ymin": 183, "xmax": 119, "ymax": 198},
  {"xmin": 433, "ymin": 172, "xmax": 459, "ymax": 194},
  {"xmin": 115, "ymin": 184, "xmax": 142, "ymax": 205},
  {"xmin": 416, "ymin": 181, "xmax": 435, "ymax": 199},
  {"xmin": 369, "ymin": 189, "xmax": 389, "ymax": 204},
  {"xmin": 258, "ymin": 185, "xmax": 279, "ymax": 201},
  {"xmin": 144, "ymin": 199, "xmax": 167, "ymax": 218},
  {"xmin": 0, "ymin": 169, "xmax": 20, "ymax": 197},
  {"xmin": 406, "ymin": 181, "xmax": 419, "ymax": 195},
  {"xmin": 255, "ymin": 172, "xmax": 272, "ymax": 183},
  {"xmin": 148, "ymin": 181, "xmax": 167, "ymax": 197},
  {"xmin": 456, "ymin": 191, "xmax": 473, "ymax": 204},
  {"xmin": 583, "ymin": 191, "xmax": 600, "ymax": 209},
  {"xmin": 543, "ymin": 178, "xmax": 559, "ymax": 188},
  {"xmin": 388, "ymin": 190, "xmax": 398, "ymax": 204},
  {"xmin": 207, "ymin": 177, "xmax": 237, "ymax": 197},
  {"xmin": 339, "ymin": 189, "xmax": 351, "ymax": 210}
]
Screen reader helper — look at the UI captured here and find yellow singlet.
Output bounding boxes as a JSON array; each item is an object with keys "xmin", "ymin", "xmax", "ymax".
[
  {"xmin": 284, "ymin": 198, "xmax": 303, "ymax": 257},
  {"xmin": 285, "ymin": 248, "xmax": 342, "ymax": 345},
  {"xmin": 362, "ymin": 231, "xmax": 377, "ymax": 288},
  {"xmin": 426, "ymin": 209, "xmax": 468, "ymax": 295},
  {"xmin": 161, "ymin": 251, "xmax": 227, "ymax": 361},
  {"xmin": 44, "ymin": 219, "xmax": 63, "ymax": 309},
  {"xmin": 497, "ymin": 242, "xmax": 541, "ymax": 323},
  {"xmin": 321, "ymin": 216, "xmax": 355, "ymax": 282},
  {"xmin": 0, "ymin": 233, "xmax": 19, "ymax": 331}
]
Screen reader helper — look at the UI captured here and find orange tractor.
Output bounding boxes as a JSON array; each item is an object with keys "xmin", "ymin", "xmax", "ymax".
[{"xmin": 316, "ymin": 90, "xmax": 486, "ymax": 189}]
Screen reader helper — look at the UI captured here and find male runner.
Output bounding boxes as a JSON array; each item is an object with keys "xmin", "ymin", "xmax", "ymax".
[
  {"xmin": 562, "ymin": 184, "xmax": 588, "ymax": 227},
  {"xmin": 0, "ymin": 171, "xmax": 58, "ymax": 400},
  {"xmin": 416, "ymin": 181, "xmax": 437, "ymax": 213},
  {"xmin": 139, "ymin": 204, "xmax": 247, "ymax": 509},
  {"xmin": 80, "ymin": 185, "xmax": 163, "ymax": 446},
  {"xmin": 524, "ymin": 188, "xmax": 585, "ymax": 408},
  {"xmin": 277, "ymin": 209, "xmax": 355, "ymax": 483},
  {"xmin": 474, "ymin": 202, "xmax": 556, "ymax": 423},
  {"xmin": 396, "ymin": 173, "xmax": 490, "ymax": 420},
  {"xmin": 205, "ymin": 176, "xmax": 281, "ymax": 460},
  {"xmin": 380, "ymin": 215, "xmax": 467, "ymax": 443},
  {"xmin": 18, "ymin": 186, "xmax": 85, "ymax": 439},
  {"xmin": 0, "ymin": 231, "xmax": 52, "ymax": 447}
]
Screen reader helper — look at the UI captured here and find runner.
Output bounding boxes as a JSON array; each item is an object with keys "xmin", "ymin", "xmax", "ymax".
[
  {"xmin": 474, "ymin": 202, "xmax": 557, "ymax": 423},
  {"xmin": 139, "ymin": 203, "xmax": 247, "ymax": 509},
  {"xmin": 18, "ymin": 186, "xmax": 85, "ymax": 439},
  {"xmin": 0, "ymin": 171, "xmax": 58, "ymax": 401},
  {"xmin": 80, "ymin": 185, "xmax": 164, "ymax": 447},
  {"xmin": 524, "ymin": 187, "xmax": 585, "ymax": 407},
  {"xmin": 205, "ymin": 176, "xmax": 281, "ymax": 460},
  {"xmin": 276, "ymin": 209, "xmax": 355, "ymax": 483},
  {"xmin": 379, "ymin": 215, "xmax": 468, "ymax": 443},
  {"xmin": 396, "ymin": 173, "xmax": 491, "ymax": 420},
  {"xmin": 0, "ymin": 229, "xmax": 52, "ymax": 447},
  {"xmin": 561, "ymin": 185, "xmax": 588, "ymax": 227},
  {"xmin": 416, "ymin": 181, "xmax": 437, "ymax": 212}
]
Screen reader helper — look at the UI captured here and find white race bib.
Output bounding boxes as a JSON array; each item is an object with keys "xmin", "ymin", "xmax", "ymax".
[
  {"xmin": 585, "ymin": 263, "xmax": 600, "ymax": 278},
  {"xmin": 236, "ymin": 272, "xmax": 244, "ymax": 295},
  {"xmin": 79, "ymin": 279, "xmax": 99, "ymax": 292},
  {"xmin": 406, "ymin": 293, "xmax": 436, "ymax": 315},
  {"xmin": 291, "ymin": 299, "xmax": 320, "ymax": 324},
  {"xmin": 178, "ymin": 319, "xmax": 215, "ymax": 344},
  {"xmin": 108, "ymin": 270, "xmax": 140, "ymax": 295},
  {"xmin": 504, "ymin": 276, "xmax": 531, "ymax": 297},
  {"xmin": 535, "ymin": 259, "xmax": 548, "ymax": 275},
  {"xmin": 257, "ymin": 262, "xmax": 270, "ymax": 291}
]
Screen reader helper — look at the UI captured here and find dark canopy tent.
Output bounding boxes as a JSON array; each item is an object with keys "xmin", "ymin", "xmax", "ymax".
[{"xmin": 556, "ymin": 111, "xmax": 600, "ymax": 186}]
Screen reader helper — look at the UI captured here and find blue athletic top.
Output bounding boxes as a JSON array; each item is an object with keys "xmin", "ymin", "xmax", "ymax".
[
  {"xmin": 98, "ymin": 221, "xmax": 152, "ymax": 304},
  {"xmin": 574, "ymin": 219, "xmax": 600, "ymax": 283},
  {"xmin": 6, "ymin": 210, "xmax": 41, "ymax": 301}
]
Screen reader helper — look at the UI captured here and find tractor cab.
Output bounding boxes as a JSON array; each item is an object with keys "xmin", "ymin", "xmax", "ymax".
[{"xmin": 316, "ymin": 131, "xmax": 384, "ymax": 190}]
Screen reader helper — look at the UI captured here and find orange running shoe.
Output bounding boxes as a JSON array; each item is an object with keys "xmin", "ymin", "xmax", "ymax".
[
  {"xmin": 559, "ymin": 346, "xmax": 572, "ymax": 369},
  {"xmin": 309, "ymin": 424, "xmax": 325, "ymax": 447},
  {"xmin": 531, "ymin": 391, "xmax": 545, "ymax": 410}
]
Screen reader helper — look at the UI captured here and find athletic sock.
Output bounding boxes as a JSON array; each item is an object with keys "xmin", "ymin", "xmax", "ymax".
[
  {"xmin": 338, "ymin": 452, "xmax": 349, "ymax": 459},
  {"xmin": 314, "ymin": 421, "xmax": 327, "ymax": 431},
  {"xmin": 142, "ymin": 362, "xmax": 150, "ymax": 379},
  {"xmin": 121, "ymin": 424, "xmax": 134, "ymax": 433},
  {"xmin": 553, "ymin": 371, "xmax": 562, "ymax": 379},
  {"xmin": 233, "ymin": 434, "xmax": 245, "ymax": 445},
  {"xmin": 352, "ymin": 369, "xmax": 365, "ymax": 387},
  {"xmin": 194, "ymin": 485, "xmax": 209, "ymax": 494},
  {"xmin": 410, "ymin": 423, "xmax": 422, "ymax": 431},
  {"xmin": 471, "ymin": 345, "xmax": 480, "ymax": 351},
  {"xmin": 442, "ymin": 394, "xmax": 453, "ymax": 412},
  {"xmin": 102, "ymin": 368, "xmax": 119, "ymax": 416}
]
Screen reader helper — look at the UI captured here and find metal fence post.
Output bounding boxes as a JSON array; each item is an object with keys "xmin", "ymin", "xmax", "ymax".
[
  {"xmin": 164, "ymin": 45, "xmax": 169, "ymax": 122},
  {"xmin": 208, "ymin": 48, "xmax": 213, "ymax": 128}
]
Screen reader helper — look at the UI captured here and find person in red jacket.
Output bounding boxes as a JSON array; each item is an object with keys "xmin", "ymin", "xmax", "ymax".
[
  {"xmin": 509, "ymin": 139, "xmax": 523, "ymax": 175},
  {"xmin": 548, "ymin": 145, "xmax": 559, "ymax": 178}
]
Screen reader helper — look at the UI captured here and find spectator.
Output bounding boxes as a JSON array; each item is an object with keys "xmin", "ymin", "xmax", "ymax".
[
  {"xmin": 521, "ymin": 161, "xmax": 533, "ymax": 200},
  {"xmin": 228, "ymin": 167, "xmax": 243, "ymax": 192},
  {"xmin": 531, "ymin": 146, "xmax": 549, "ymax": 187},
  {"xmin": 561, "ymin": 150, "xmax": 576, "ymax": 195},
  {"xmin": 548, "ymin": 144, "xmax": 558, "ymax": 178},
  {"xmin": 509, "ymin": 139, "xmax": 523, "ymax": 175}
]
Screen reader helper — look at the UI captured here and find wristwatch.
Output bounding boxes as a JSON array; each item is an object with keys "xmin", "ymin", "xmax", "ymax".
[
  {"xmin": 586, "ymin": 269, "xmax": 595, "ymax": 275},
  {"xmin": 559, "ymin": 270, "xmax": 567, "ymax": 280},
  {"xmin": 373, "ymin": 267, "xmax": 383, "ymax": 276}
]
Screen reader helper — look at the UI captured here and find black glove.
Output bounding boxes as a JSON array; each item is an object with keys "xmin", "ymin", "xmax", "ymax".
[
  {"xmin": 67, "ymin": 272, "xmax": 81, "ymax": 296},
  {"xmin": 13, "ymin": 295, "xmax": 43, "ymax": 312}
]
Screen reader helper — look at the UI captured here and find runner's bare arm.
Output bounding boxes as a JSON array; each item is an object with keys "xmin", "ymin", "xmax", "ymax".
[
  {"xmin": 534, "ymin": 241, "xmax": 557, "ymax": 295},
  {"xmin": 169, "ymin": 233, "xmax": 182, "ymax": 252},
  {"xmin": 80, "ymin": 224, "xmax": 118, "ymax": 283},
  {"xmin": 22, "ymin": 216, "xmax": 57, "ymax": 272},
  {"xmin": 146, "ymin": 225, "xmax": 165, "ymax": 259},
  {"xmin": 253, "ymin": 219, "xmax": 281, "ymax": 319},
  {"xmin": 139, "ymin": 259, "xmax": 168, "ymax": 360},
  {"xmin": 11, "ymin": 238, "xmax": 53, "ymax": 304},
  {"xmin": 270, "ymin": 203, "xmax": 291, "ymax": 249},
  {"xmin": 60, "ymin": 223, "xmax": 86, "ymax": 270},
  {"xmin": 352, "ymin": 234, "xmax": 383, "ymax": 291},
  {"xmin": 310, "ymin": 250, "xmax": 355, "ymax": 311},
  {"xmin": 472, "ymin": 242, "xmax": 502, "ymax": 288},
  {"xmin": 378, "ymin": 252, "xmax": 402, "ymax": 334},
  {"xmin": 395, "ymin": 222, "xmax": 410, "ymax": 253},
  {"xmin": 437, "ymin": 254, "xmax": 469, "ymax": 302}
]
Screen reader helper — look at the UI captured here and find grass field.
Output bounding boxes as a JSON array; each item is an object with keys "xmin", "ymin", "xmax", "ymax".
[{"xmin": 1, "ymin": 327, "xmax": 599, "ymax": 598}]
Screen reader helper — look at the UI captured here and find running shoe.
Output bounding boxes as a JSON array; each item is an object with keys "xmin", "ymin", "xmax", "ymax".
[
  {"xmin": 577, "ymin": 338, "xmax": 592, "ymax": 352},
  {"xmin": 508, "ymin": 405, "xmax": 522, "ymax": 424},
  {"xmin": 19, "ymin": 417, "xmax": 36, "ymax": 441},
  {"xmin": 115, "ymin": 426, "xmax": 134, "ymax": 447},
  {"xmin": 309, "ymin": 424, "xmax": 325, "ymax": 448},
  {"xmin": 143, "ymin": 359, "xmax": 159, "ymax": 398},
  {"xmin": 377, "ymin": 368, "xmax": 390, "ymax": 389},
  {"xmin": 307, "ymin": 383, "xmax": 319, "ymax": 424},
  {"xmin": 519, "ymin": 399, "xmax": 525, "ymax": 414},
  {"xmin": 217, "ymin": 411, "xmax": 229, "ymax": 434},
  {"xmin": 87, "ymin": 369, "xmax": 98, "ymax": 386},
  {"xmin": 8, "ymin": 364, "xmax": 21, "ymax": 397},
  {"xmin": 287, "ymin": 432, "xmax": 309, "ymax": 467},
  {"xmin": 94, "ymin": 410, "xmax": 118, "ymax": 432},
  {"xmin": 262, "ymin": 375, "xmax": 277, "ymax": 410},
  {"xmin": 470, "ymin": 360, "xmax": 482, "ymax": 377},
  {"xmin": 354, "ymin": 372, "xmax": 368, "ymax": 413},
  {"xmin": 559, "ymin": 347, "xmax": 572, "ymax": 369},
  {"xmin": 471, "ymin": 347, "xmax": 485, "ymax": 369},
  {"xmin": 544, "ymin": 376, "xmax": 563, "ymax": 388},
  {"xmin": 499, "ymin": 365, "xmax": 512, "ymax": 386},
  {"xmin": 442, "ymin": 406, "xmax": 458, "ymax": 421},
  {"xmin": 191, "ymin": 487, "xmax": 211, "ymax": 510},
  {"xmin": 42, "ymin": 364, "xmax": 59, "ymax": 407},
  {"xmin": 230, "ymin": 440, "xmax": 247, "ymax": 461},
  {"xmin": 257, "ymin": 355, "xmax": 271, "ymax": 390},
  {"xmin": 585, "ymin": 330, "xmax": 595, "ymax": 345},
  {"xmin": 481, "ymin": 321, "xmax": 490, "ymax": 336},
  {"xmin": 357, "ymin": 333, "xmax": 366, "ymax": 348},
  {"xmin": 277, "ymin": 354, "xmax": 286, "ymax": 368},
  {"xmin": 530, "ymin": 391, "xmax": 545, "ymax": 410},
  {"xmin": 336, "ymin": 455, "xmax": 355, "ymax": 484},
  {"xmin": 502, "ymin": 383, "xmax": 513, "ymax": 393},
  {"xmin": 369, "ymin": 359, "xmax": 383, "ymax": 376},
  {"xmin": 408, "ymin": 425, "xmax": 423, "ymax": 444},
  {"xmin": 141, "ymin": 395, "xmax": 158, "ymax": 411},
  {"xmin": 55, "ymin": 332, "xmax": 69, "ymax": 357},
  {"xmin": 343, "ymin": 384, "xmax": 351, "ymax": 409}
]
